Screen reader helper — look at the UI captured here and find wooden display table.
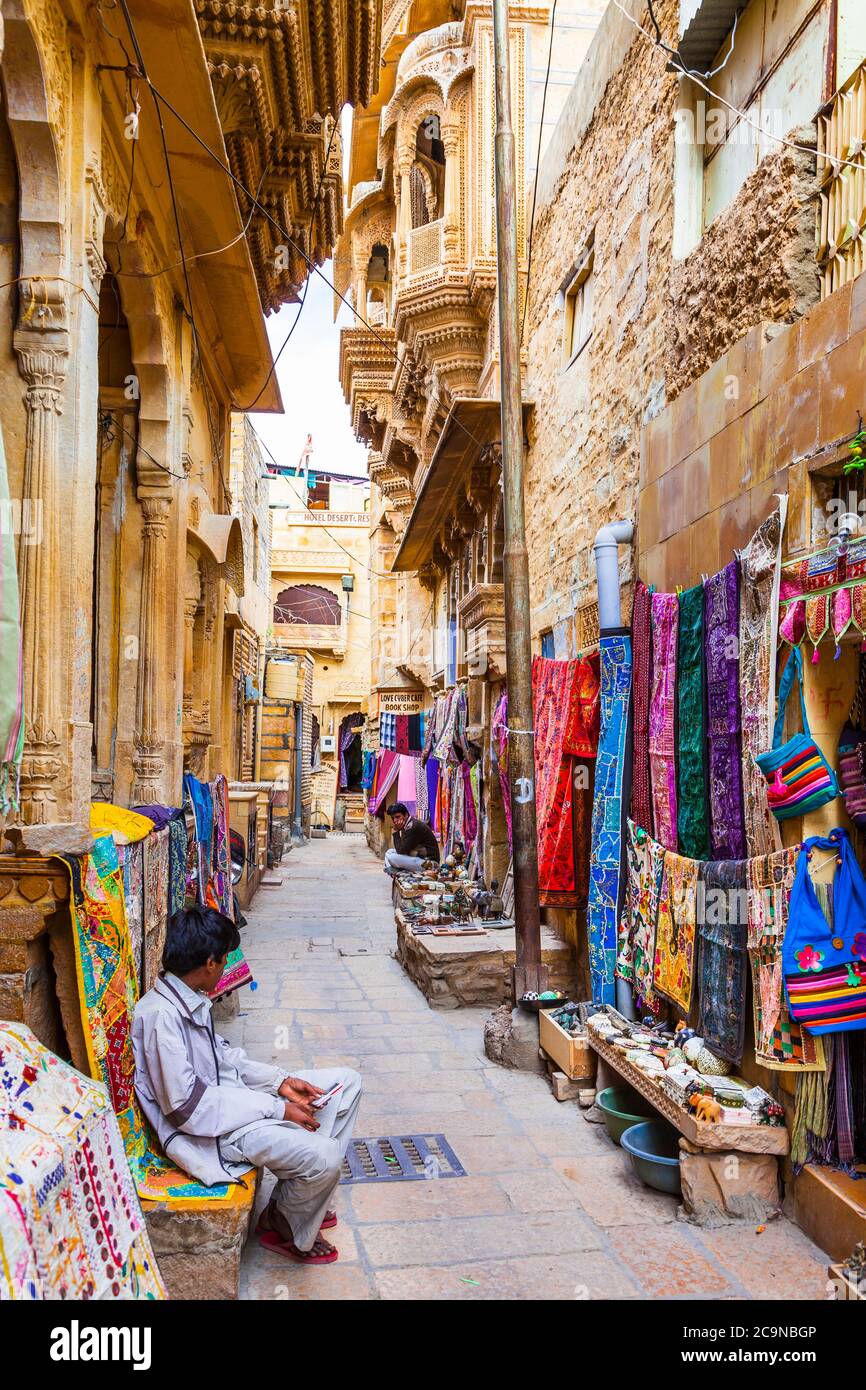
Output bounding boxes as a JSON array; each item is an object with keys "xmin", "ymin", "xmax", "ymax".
[{"xmin": 587, "ymin": 1024, "xmax": 789, "ymax": 1156}]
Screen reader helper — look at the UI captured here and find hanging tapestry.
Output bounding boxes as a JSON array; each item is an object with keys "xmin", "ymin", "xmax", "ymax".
[
  {"xmin": 653, "ymin": 850, "xmax": 699, "ymax": 1016},
  {"xmin": 533, "ymin": 656, "xmax": 599, "ymax": 907},
  {"xmin": 588, "ymin": 633, "xmax": 632, "ymax": 1006},
  {"xmin": 491, "ymin": 689, "xmax": 512, "ymax": 851},
  {"xmin": 90, "ymin": 802, "xmax": 154, "ymax": 844},
  {"xmin": 184, "ymin": 773, "xmax": 214, "ymax": 898},
  {"xmin": 63, "ymin": 836, "xmax": 245, "ymax": 1204},
  {"xmin": 167, "ymin": 815, "xmax": 187, "ymax": 917},
  {"xmin": 368, "ymin": 749, "xmax": 400, "ymax": 814},
  {"xmin": 676, "ymin": 583, "xmax": 710, "ymax": 859},
  {"xmin": 697, "ymin": 858, "xmax": 749, "ymax": 1064},
  {"xmin": 740, "ymin": 503, "xmax": 786, "ymax": 857},
  {"xmin": 704, "ymin": 559, "xmax": 746, "ymax": 859},
  {"xmin": 648, "ymin": 592, "xmax": 679, "ymax": 850},
  {"xmin": 630, "ymin": 578, "xmax": 654, "ymax": 836},
  {"xmin": 0, "ymin": 424, "xmax": 23, "ymax": 815},
  {"xmin": 616, "ymin": 820, "xmax": 665, "ymax": 1015},
  {"xmin": 380, "ymin": 711, "xmax": 396, "ymax": 751},
  {"xmin": 746, "ymin": 846, "xmax": 825, "ymax": 1072},
  {"xmin": 142, "ymin": 826, "xmax": 171, "ymax": 994},
  {"xmin": 779, "ymin": 532, "xmax": 866, "ymax": 658},
  {"xmin": 0, "ymin": 1022, "xmax": 166, "ymax": 1301},
  {"xmin": 119, "ymin": 839, "xmax": 145, "ymax": 993}
]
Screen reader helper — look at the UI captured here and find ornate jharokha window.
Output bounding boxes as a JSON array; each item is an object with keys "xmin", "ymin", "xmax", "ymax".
[{"xmin": 273, "ymin": 583, "xmax": 342, "ymax": 625}]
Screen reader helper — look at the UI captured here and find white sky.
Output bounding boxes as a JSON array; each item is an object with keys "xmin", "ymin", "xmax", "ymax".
[{"xmin": 250, "ymin": 263, "xmax": 368, "ymax": 479}]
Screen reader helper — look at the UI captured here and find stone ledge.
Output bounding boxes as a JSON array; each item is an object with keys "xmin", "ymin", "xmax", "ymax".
[
  {"xmin": 142, "ymin": 1174, "xmax": 258, "ymax": 1301},
  {"xmin": 395, "ymin": 914, "xmax": 577, "ymax": 1009}
]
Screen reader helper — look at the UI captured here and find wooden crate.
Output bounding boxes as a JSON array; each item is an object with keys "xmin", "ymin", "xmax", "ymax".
[{"xmin": 539, "ymin": 1009, "xmax": 597, "ymax": 1082}]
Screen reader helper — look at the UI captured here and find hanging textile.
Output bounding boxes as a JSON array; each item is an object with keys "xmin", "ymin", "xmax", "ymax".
[
  {"xmin": 648, "ymin": 592, "xmax": 679, "ymax": 850},
  {"xmin": 414, "ymin": 756, "xmax": 429, "ymax": 821},
  {"xmin": 142, "ymin": 825, "xmax": 171, "ymax": 994},
  {"xmin": 209, "ymin": 773, "xmax": 233, "ymax": 918},
  {"xmin": 368, "ymin": 749, "xmax": 400, "ymax": 814},
  {"xmin": 676, "ymin": 583, "xmax": 710, "ymax": 859},
  {"xmin": 779, "ymin": 532, "xmax": 866, "ymax": 657},
  {"xmin": 167, "ymin": 815, "xmax": 188, "ymax": 917},
  {"xmin": 697, "ymin": 858, "xmax": 749, "ymax": 1064},
  {"xmin": 90, "ymin": 803, "xmax": 154, "ymax": 845},
  {"xmin": 0, "ymin": 423, "xmax": 24, "ymax": 815},
  {"xmin": 339, "ymin": 712, "xmax": 365, "ymax": 787},
  {"xmin": 491, "ymin": 689, "xmax": 512, "ymax": 851},
  {"xmin": 183, "ymin": 772, "xmax": 214, "ymax": 894},
  {"xmin": 396, "ymin": 754, "xmax": 418, "ymax": 814},
  {"xmin": 119, "ymin": 840, "xmax": 145, "ymax": 992},
  {"xmin": 746, "ymin": 846, "xmax": 825, "ymax": 1072},
  {"xmin": 380, "ymin": 711, "xmax": 396, "ymax": 751},
  {"xmin": 63, "ymin": 836, "xmax": 245, "ymax": 1203},
  {"xmin": 630, "ymin": 579, "xmax": 653, "ymax": 836},
  {"xmin": 740, "ymin": 503, "xmax": 786, "ymax": 857},
  {"xmin": 0, "ymin": 1021, "xmax": 166, "ymax": 1301},
  {"xmin": 532, "ymin": 656, "xmax": 600, "ymax": 906},
  {"xmin": 587, "ymin": 633, "xmax": 632, "ymax": 1006},
  {"xmin": 395, "ymin": 716, "xmax": 410, "ymax": 755},
  {"xmin": 653, "ymin": 851, "xmax": 700, "ymax": 1016},
  {"xmin": 426, "ymin": 757, "xmax": 441, "ymax": 833},
  {"xmin": 616, "ymin": 820, "xmax": 664, "ymax": 1015},
  {"xmin": 704, "ymin": 559, "xmax": 746, "ymax": 859},
  {"xmin": 361, "ymin": 750, "xmax": 376, "ymax": 791}
]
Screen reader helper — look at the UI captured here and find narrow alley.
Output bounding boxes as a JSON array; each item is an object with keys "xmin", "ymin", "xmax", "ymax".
[{"xmin": 223, "ymin": 836, "xmax": 829, "ymax": 1302}]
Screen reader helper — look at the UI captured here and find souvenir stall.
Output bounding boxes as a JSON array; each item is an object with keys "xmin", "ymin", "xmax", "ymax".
[{"xmin": 578, "ymin": 501, "xmax": 866, "ymax": 1240}]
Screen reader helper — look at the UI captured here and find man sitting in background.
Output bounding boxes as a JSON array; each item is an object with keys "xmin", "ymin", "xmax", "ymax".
[
  {"xmin": 383, "ymin": 801, "xmax": 440, "ymax": 876},
  {"xmin": 132, "ymin": 905, "xmax": 361, "ymax": 1266}
]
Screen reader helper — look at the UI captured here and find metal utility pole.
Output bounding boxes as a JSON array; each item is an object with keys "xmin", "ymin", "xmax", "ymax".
[{"xmin": 492, "ymin": 0, "xmax": 547, "ymax": 1000}]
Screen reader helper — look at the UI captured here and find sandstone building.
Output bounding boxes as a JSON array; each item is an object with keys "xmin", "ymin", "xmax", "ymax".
[{"xmin": 0, "ymin": 0, "xmax": 382, "ymax": 1050}]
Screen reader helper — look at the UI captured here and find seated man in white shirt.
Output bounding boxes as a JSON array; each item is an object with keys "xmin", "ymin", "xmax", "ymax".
[{"xmin": 132, "ymin": 905, "xmax": 361, "ymax": 1266}]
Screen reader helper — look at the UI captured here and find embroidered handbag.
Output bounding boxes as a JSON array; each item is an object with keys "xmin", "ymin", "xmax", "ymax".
[
  {"xmin": 838, "ymin": 653, "xmax": 866, "ymax": 828},
  {"xmin": 783, "ymin": 830, "xmax": 866, "ymax": 1035},
  {"xmin": 755, "ymin": 646, "xmax": 839, "ymax": 821}
]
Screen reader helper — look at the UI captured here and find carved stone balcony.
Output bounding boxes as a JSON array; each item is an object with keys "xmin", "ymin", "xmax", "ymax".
[
  {"xmin": 459, "ymin": 583, "xmax": 506, "ymax": 681},
  {"xmin": 272, "ymin": 622, "xmax": 348, "ymax": 658},
  {"xmin": 339, "ymin": 325, "xmax": 397, "ymax": 448},
  {"xmin": 407, "ymin": 219, "xmax": 443, "ymax": 278},
  {"xmin": 197, "ymin": 0, "xmax": 383, "ymax": 312}
]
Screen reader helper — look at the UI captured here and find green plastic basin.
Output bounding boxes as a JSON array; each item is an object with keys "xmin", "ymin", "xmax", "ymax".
[
  {"xmin": 620, "ymin": 1119, "xmax": 682, "ymax": 1196},
  {"xmin": 595, "ymin": 1084, "xmax": 656, "ymax": 1145}
]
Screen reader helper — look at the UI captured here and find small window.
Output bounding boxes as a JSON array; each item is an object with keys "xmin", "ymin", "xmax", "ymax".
[
  {"xmin": 307, "ymin": 478, "xmax": 330, "ymax": 510},
  {"xmin": 540, "ymin": 629, "xmax": 555, "ymax": 659},
  {"xmin": 562, "ymin": 239, "xmax": 594, "ymax": 367}
]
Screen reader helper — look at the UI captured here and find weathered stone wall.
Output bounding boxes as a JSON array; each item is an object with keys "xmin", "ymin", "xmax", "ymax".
[
  {"xmin": 523, "ymin": 0, "xmax": 679, "ymax": 639},
  {"xmin": 666, "ymin": 135, "xmax": 819, "ymax": 401}
]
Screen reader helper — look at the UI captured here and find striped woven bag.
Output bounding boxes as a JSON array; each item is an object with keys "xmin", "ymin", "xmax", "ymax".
[{"xmin": 755, "ymin": 646, "xmax": 839, "ymax": 821}]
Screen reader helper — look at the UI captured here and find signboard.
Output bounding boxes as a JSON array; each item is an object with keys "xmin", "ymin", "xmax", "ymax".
[{"xmin": 377, "ymin": 690, "xmax": 425, "ymax": 715}]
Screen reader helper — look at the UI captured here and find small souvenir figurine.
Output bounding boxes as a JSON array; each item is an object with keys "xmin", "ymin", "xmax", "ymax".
[{"xmin": 688, "ymin": 1093, "xmax": 722, "ymax": 1124}]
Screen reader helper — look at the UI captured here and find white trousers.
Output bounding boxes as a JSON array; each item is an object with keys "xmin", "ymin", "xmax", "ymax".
[
  {"xmin": 383, "ymin": 847, "xmax": 424, "ymax": 875},
  {"xmin": 222, "ymin": 1066, "xmax": 362, "ymax": 1251}
]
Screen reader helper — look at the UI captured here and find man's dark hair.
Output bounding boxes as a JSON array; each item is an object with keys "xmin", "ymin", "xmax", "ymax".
[
  {"xmin": 163, "ymin": 905, "xmax": 240, "ymax": 977},
  {"xmin": 388, "ymin": 802, "xmax": 409, "ymax": 818}
]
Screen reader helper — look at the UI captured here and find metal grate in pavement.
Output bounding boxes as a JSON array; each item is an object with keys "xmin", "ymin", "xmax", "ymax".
[{"xmin": 340, "ymin": 1133, "xmax": 466, "ymax": 1184}]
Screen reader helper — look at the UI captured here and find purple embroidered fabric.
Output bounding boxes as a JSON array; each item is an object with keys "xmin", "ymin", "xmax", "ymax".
[{"xmin": 704, "ymin": 559, "xmax": 746, "ymax": 859}]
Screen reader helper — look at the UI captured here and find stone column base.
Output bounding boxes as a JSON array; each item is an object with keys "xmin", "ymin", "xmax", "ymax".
[{"xmin": 142, "ymin": 1176, "xmax": 258, "ymax": 1301}]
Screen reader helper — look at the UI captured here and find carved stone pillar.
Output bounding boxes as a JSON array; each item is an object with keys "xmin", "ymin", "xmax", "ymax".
[
  {"xmin": 131, "ymin": 494, "xmax": 170, "ymax": 803},
  {"xmin": 441, "ymin": 114, "xmax": 461, "ymax": 264},
  {"xmin": 396, "ymin": 146, "xmax": 414, "ymax": 279},
  {"xmin": 14, "ymin": 282, "xmax": 69, "ymax": 825}
]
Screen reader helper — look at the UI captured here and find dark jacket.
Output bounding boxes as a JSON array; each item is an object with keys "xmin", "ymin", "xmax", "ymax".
[{"xmin": 393, "ymin": 817, "xmax": 440, "ymax": 862}]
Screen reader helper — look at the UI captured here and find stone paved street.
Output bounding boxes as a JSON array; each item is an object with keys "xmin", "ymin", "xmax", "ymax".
[{"xmin": 222, "ymin": 836, "xmax": 830, "ymax": 1301}]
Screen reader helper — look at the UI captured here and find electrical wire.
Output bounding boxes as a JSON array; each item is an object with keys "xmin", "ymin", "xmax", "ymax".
[
  {"xmin": 613, "ymin": 0, "xmax": 859, "ymax": 172},
  {"xmin": 137, "ymin": 75, "xmax": 500, "ymax": 466},
  {"xmin": 645, "ymin": 0, "xmax": 740, "ymax": 81},
  {"xmin": 521, "ymin": 0, "xmax": 557, "ymax": 347}
]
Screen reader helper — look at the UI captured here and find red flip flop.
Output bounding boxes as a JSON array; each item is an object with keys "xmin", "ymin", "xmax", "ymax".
[
  {"xmin": 258, "ymin": 1230, "xmax": 339, "ymax": 1265},
  {"xmin": 320, "ymin": 1210, "xmax": 338, "ymax": 1230}
]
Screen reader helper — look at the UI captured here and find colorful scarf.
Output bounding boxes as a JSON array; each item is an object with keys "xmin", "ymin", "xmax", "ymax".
[
  {"xmin": 746, "ymin": 846, "xmax": 825, "ymax": 1072},
  {"xmin": 368, "ymin": 750, "xmax": 400, "ymax": 814},
  {"xmin": 142, "ymin": 825, "xmax": 171, "ymax": 994},
  {"xmin": 617, "ymin": 820, "xmax": 664, "ymax": 1015},
  {"xmin": 119, "ymin": 840, "xmax": 145, "ymax": 991},
  {"xmin": 676, "ymin": 583, "xmax": 710, "ymax": 859},
  {"xmin": 588, "ymin": 633, "xmax": 632, "ymax": 1006},
  {"xmin": 653, "ymin": 850, "xmax": 699, "ymax": 1016},
  {"xmin": 739, "ymin": 504, "xmax": 786, "ymax": 857},
  {"xmin": 630, "ymin": 579, "xmax": 653, "ymax": 835},
  {"xmin": 0, "ymin": 423, "xmax": 24, "ymax": 814},
  {"xmin": 63, "ymin": 836, "xmax": 244, "ymax": 1203},
  {"xmin": 0, "ymin": 1022, "xmax": 165, "ymax": 1300},
  {"xmin": 648, "ymin": 592, "xmax": 679, "ymax": 850},
  {"xmin": 697, "ymin": 858, "xmax": 748, "ymax": 1063},
  {"xmin": 491, "ymin": 689, "xmax": 512, "ymax": 850},
  {"xmin": 533, "ymin": 657, "xmax": 599, "ymax": 906},
  {"xmin": 704, "ymin": 560, "xmax": 746, "ymax": 859}
]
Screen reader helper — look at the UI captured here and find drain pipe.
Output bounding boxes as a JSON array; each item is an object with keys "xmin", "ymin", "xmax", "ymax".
[{"xmin": 593, "ymin": 520, "xmax": 636, "ymax": 1020}]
